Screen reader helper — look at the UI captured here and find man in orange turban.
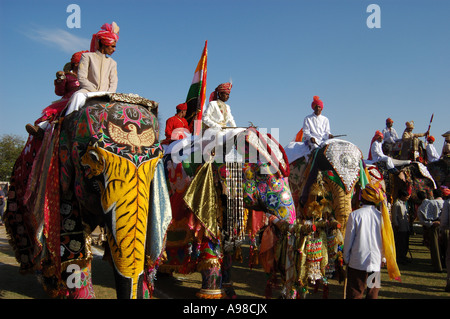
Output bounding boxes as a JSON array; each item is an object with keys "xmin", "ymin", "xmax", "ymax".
[{"xmin": 426, "ymin": 135, "xmax": 440, "ymax": 163}]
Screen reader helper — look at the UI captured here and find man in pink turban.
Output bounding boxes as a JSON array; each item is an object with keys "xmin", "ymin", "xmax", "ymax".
[
  {"xmin": 77, "ymin": 22, "xmax": 119, "ymax": 93},
  {"xmin": 202, "ymin": 82, "xmax": 236, "ymax": 129},
  {"xmin": 302, "ymin": 96, "xmax": 333, "ymax": 149}
]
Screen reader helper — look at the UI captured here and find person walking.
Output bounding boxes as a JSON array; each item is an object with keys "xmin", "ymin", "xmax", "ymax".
[{"xmin": 344, "ymin": 182, "xmax": 400, "ymax": 299}]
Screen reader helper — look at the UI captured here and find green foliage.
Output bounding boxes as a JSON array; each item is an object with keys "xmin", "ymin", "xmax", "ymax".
[{"xmin": 0, "ymin": 134, "xmax": 26, "ymax": 181}]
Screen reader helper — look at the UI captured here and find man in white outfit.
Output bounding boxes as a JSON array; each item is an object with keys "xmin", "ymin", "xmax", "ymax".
[
  {"xmin": 202, "ymin": 82, "xmax": 236, "ymax": 130},
  {"xmin": 426, "ymin": 136, "xmax": 440, "ymax": 163},
  {"xmin": 302, "ymin": 95, "xmax": 333, "ymax": 149}
]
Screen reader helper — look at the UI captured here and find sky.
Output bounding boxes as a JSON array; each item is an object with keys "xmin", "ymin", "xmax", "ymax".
[{"xmin": 0, "ymin": 0, "xmax": 449, "ymax": 158}]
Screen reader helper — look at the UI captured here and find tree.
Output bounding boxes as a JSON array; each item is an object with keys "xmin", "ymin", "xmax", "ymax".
[{"xmin": 0, "ymin": 134, "xmax": 26, "ymax": 181}]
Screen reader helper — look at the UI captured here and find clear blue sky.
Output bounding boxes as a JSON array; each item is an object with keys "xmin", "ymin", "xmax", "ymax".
[{"xmin": 0, "ymin": 0, "xmax": 449, "ymax": 157}]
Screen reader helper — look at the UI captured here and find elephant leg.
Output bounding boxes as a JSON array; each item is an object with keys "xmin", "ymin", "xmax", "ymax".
[
  {"xmin": 197, "ymin": 265, "xmax": 224, "ymax": 299},
  {"xmin": 222, "ymin": 252, "xmax": 237, "ymax": 299}
]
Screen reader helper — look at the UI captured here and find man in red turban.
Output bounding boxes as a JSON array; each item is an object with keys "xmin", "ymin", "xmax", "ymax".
[
  {"xmin": 302, "ymin": 96, "xmax": 333, "ymax": 149},
  {"xmin": 426, "ymin": 135, "xmax": 440, "ymax": 163},
  {"xmin": 78, "ymin": 22, "xmax": 119, "ymax": 93},
  {"xmin": 203, "ymin": 82, "xmax": 236, "ymax": 129},
  {"xmin": 162, "ymin": 103, "xmax": 190, "ymax": 145},
  {"xmin": 26, "ymin": 50, "xmax": 88, "ymax": 137}
]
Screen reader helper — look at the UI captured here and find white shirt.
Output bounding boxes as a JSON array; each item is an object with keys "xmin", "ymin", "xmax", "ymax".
[
  {"xmin": 426, "ymin": 143, "xmax": 440, "ymax": 163},
  {"xmin": 302, "ymin": 112, "xmax": 331, "ymax": 146},
  {"xmin": 202, "ymin": 100, "xmax": 236, "ymax": 129},
  {"xmin": 344, "ymin": 205, "xmax": 384, "ymax": 272},
  {"xmin": 370, "ymin": 140, "xmax": 394, "ymax": 169},
  {"xmin": 382, "ymin": 127, "xmax": 399, "ymax": 144}
]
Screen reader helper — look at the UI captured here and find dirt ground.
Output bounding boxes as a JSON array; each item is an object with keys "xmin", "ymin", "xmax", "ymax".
[{"xmin": 0, "ymin": 224, "xmax": 449, "ymax": 300}]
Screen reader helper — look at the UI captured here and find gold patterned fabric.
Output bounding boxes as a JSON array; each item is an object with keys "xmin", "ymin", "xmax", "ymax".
[{"xmin": 183, "ymin": 161, "xmax": 219, "ymax": 239}]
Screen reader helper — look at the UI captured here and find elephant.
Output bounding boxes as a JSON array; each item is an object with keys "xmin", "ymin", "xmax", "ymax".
[
  {"xmin": 426, "ymin": 156, "xmax": 450, "ymax": 189},
  {"xmin": 3, "ymin": 93, "xmax": 172, "ymax": 299},
  {"xmin": 159, "ymin": 127, "xmax": 296, "ymax": 298},
  {"xmin": 285, "ymin": 139, "xmax": 368, "ymax": 297}
]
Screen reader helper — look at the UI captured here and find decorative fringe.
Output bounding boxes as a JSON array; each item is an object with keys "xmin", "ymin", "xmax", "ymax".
[{"xmin": 196, "ymin": 289, "xmax": 225, "ymax": 299}]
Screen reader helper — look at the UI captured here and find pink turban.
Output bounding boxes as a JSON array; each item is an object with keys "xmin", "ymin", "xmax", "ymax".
[
  {"xmin": 209, "ymin": 82, "xmax": 232, "ymax": 102},
  {"xmin": 90, "ymin": 22, "xmax": 120, "ymax": 52},
  {"xmin": 311, "ymin": 96, "xmax": 324, "ymax": 110}
]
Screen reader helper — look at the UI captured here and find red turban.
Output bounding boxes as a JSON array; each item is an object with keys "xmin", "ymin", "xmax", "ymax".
[
  {"xmin": 368, "ymin": 130, "xmax": 384, "ymax": 160},
  {"xmin": 209, "ymin": 82, "xmax": 232, "ymax": 102},
  {"xmin": 427, "ymin": 135, "xmax": 435, "ymax": 143},
  {"xmin": 90, "ymin": 22, "xmax": 120, "ymax": 52},
  {"xmin": 386, "ymin": 118, "xmax": 393, "ymax": 124},
  {"xmin": 71, "ymin": 50, "xmax": 89, "ymax": 64},
  {"xmin": 311, "ymin": 96, "xmax": 324, "ymax": 110},
  {"xmin": 176, "ymin": 103, "xmax": 187, "ymax": 111},
  {"xmin": 441, "ymin": 186, "xmax": 450, "ymax": 197}
]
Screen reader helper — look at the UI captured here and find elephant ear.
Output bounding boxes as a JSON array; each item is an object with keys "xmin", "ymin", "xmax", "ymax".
[{"xmin": 324, "ymin": 141, "xmax": 362, "ymax": 194}]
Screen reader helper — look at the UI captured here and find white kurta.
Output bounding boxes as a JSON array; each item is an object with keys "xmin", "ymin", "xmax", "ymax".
[
  {"xmin": 426, "ymin": 144, "xmax": 440, "ymax": 162},
  {"xmin": 382, "ymin": 127, "xmax": 399, "ymax": 144},
  {"xmin": 202, "ymin": 100, "xmax": 236, "ymax": 129},
  {"xmin": 302, "ymin": 112, "xmax": 330, "ymax": 147},
  {"xmin": 370, "ymin": 140, "xmax": 394, "ymax": 169}
]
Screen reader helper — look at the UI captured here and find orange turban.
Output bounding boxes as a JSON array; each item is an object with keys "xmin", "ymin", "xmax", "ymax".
[
  {"xmin": 427, "ymin": 136, "xmax": 435, "ymax": 143},
  {"xmin": 90, "ymin": 22, "xmax": 120, "ymax": 52},
  {"xmin": 386, "ymin": 118, "xmax": 393, "ymax": 124}
]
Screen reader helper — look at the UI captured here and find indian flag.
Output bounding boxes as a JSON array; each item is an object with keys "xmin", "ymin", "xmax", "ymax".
[{"xmin": 186, "ymin": 40, "xmax": 208, "ymax": 136}]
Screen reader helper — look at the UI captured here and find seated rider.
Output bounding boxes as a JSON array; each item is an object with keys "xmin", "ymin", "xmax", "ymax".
[
  {"xmin": 64, "ymin": 22, "xmax": 120, "ymax": 116},
  {"xmin": 302, "ymin": 95, "xmax": 333, "ymax": 150},
  {"xmin": 25, "ymin": 50, "xmax": 88, "ymax": 138},
  {"xmin": 400, "ymin": 121, "xmax": 428, "ymax": 160},
  {"xmin": 202, "ymin": 82, "xmax": 236, "ymax": 130},
  {"xmin": 162, "ymin": 103, "xmax": 190, "ymax": 145},
  {"xmin": 367, "ymin": 130, "xmax": 412, "ymax": 173},
  {"xmin": 77, "ymin": 22, "xmax": 119, "ymax": 93},
  {"xmin": 426, "ymin": 136, "xmax": 440, "ymax": 163},
  {"xmin": 382, "ymin": 117, "xmax": 400, "ymax": 156}
]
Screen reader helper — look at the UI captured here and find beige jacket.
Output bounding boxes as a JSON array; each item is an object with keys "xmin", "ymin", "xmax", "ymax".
[{"xmin": 78, "ymin": 51, "xmax": 118, "ymax": 93}]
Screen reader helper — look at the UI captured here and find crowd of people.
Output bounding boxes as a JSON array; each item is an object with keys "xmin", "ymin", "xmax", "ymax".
[{"xmin": 11, "ymin": 21, "xmax": 450, "ymax": 299}]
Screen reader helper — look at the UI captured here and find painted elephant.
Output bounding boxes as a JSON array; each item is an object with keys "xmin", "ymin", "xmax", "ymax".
[
  {"xmin": 285, "ymin": 139, "xmax": 368, "ymax": 297},
  {"xmin": 426, "ymin": 156, "xmax": 450, "ymax": 189},
  {"xmin": 3, "ymin": 93, "xmax": 172, "ymax": 299},
  {"xmin": 159, "ymin": 127, "xmax": 296, "ymax": 298},
  {"xmin": 381, "ymin": 161, "xmax": 437, "ymax": 210}
]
